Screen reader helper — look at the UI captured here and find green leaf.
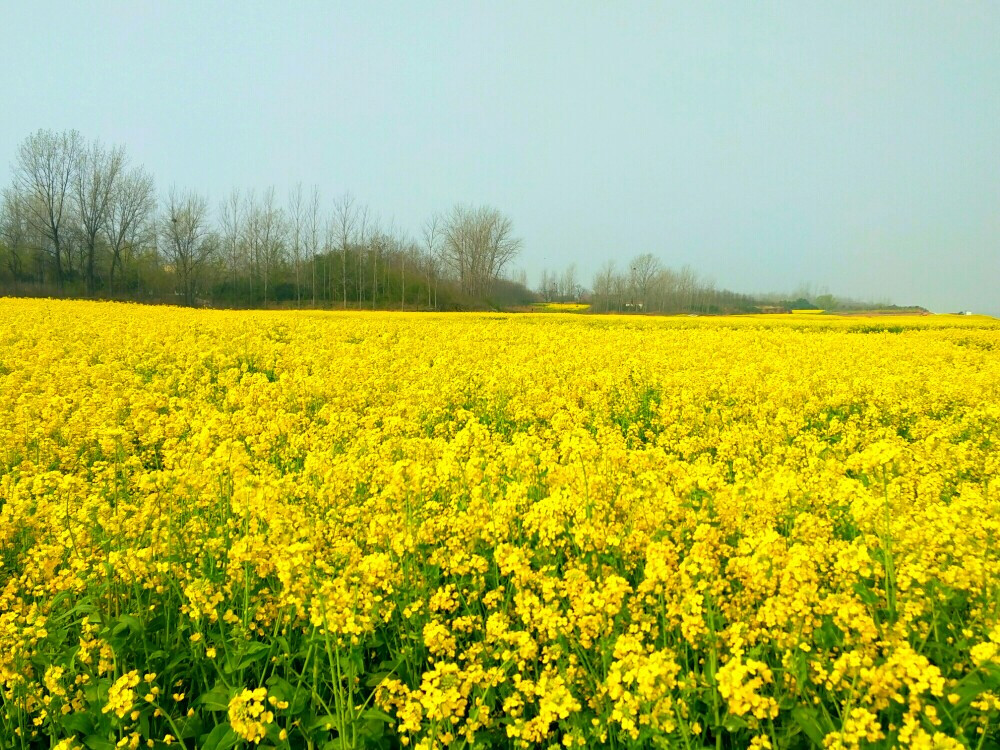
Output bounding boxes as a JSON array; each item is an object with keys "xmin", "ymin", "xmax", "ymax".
[
  {"xmin": 950, "ymin": 676, "xmax": 986, "ymax": 709},
  {"xmin": 360, "ymin": 708, "xmax": 393, "ymax": 724},
  {"xmin": 56, "ymin": 594, "xmax": 98, "ymax": 621},
  {"xmin": 364, "ymin": 671, "xmax": 391, "ymax": 688},
  {"xmin": 721, "ymin": 714, "xmax": 748, "ymax": 732},
  {"xmin": 310, "ymin": 714, "xmax": 342, "ymax": 733},
  {"xmin": 814, "ymin": 617, "xmax": 843, "ymax": 650},
  {"xmin": 335, "ymin": 652, "xmax": 363, "ymax": 676},
  {"xmin": 61, "ymin": 712, "xmax": 95, "ymax": 734},
  {"xmin": 145, "ymin": 614, "xmax": 168, "ymax": 634},
  {"xmin": 852, "ymin": 582, "xmax": 879, "ymax": 608},
  {"xmin": 265, "ymin": 722, "xmax": 285, "ymax": 742},
  {"xmin": 200, "ymin": 724, "xmax": 240, "ymax": 750},
  {"xmin": 263, "ymin": 675, "xmax": 308, "ymax": 713},
  {"xmin": 166, "ymin": 651, "xmax": 190, "ymax": 673},
  {"xmin": 243, "ymin": 641, "xmax": 272, "ymax": 656},
  {"xmin": 83, "ymin": 736, "xmax": 116, "ymax": 750},
  {"xmin": 265, "ymin": 676, "xmax": 296, "ymax": 700},
  {"xmin": 120, "ymin": 614, "xmax": 144, "ymax": 633},
  {"xmin": 792, "ymin": 707, "xmax": 829, "ymax": 747},
  {"xmin": 84, "ymin": 677, "xmax": 111, "ymax": 705},
  {"xmin": 199, "ymin": 683, "xmax": 233, "ymax": 711},
  {"xmin": 174, "ymin": 715, "xmax": 206, "ymax": 739},
  {"xmin": 982, "ymin": 664, "xmax": 1000, "ymax": 690},
  {"xmin": 361, "ymin": 719, "xmax": 385, "ymax": 740},
  {"xmin": 226, "ymin": 641, "xmax": 271, "ymax": 673}
]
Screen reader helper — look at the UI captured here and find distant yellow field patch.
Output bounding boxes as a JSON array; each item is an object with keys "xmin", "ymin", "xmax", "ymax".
[
  {"xmin": 791, "ymin": 308, "xmax": 825, "ymax": 314},
  {"xmin": 534, "ymin": 301, "xmax": 591, "ymax": 311}
]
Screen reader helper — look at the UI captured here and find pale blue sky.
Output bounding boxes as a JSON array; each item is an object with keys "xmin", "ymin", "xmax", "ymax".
[{"xmin": 2, "ymin": 2, "xmax": 998, "ymax": 313}]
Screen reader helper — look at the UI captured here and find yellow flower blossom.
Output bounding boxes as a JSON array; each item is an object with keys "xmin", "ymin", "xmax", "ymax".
[
  {"xmin": 103, "ymin": 671, "xmax": 141, "ymax": 719},
  {"xmin": 228, "ymin": 687, "xmax": 274, "ymax": 744}
]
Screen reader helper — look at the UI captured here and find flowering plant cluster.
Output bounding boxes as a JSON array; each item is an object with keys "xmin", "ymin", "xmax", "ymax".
[{"xmin": 1, "ymin": 299, "xmax": 998, "ymax": 748}]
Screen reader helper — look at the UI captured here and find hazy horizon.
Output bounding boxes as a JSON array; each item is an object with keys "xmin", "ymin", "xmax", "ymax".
[{"xmin": 2, "ymin": 2, "xmax": 997, "ymax": 314}]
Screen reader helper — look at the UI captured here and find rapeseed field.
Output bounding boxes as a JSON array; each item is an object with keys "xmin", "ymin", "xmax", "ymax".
[{"xmin": 1, "ymin": 299, "xmax": 999, "ymax": 749}]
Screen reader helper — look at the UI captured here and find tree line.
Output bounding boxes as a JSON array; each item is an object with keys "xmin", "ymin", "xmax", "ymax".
[
  {"xmin": 2, "ymin": 129, "xmax": 899, "ymax": 314},
  {"xmin": 0, "ymin": 129, "xmax": 529, "ymax": 309},
  {"xmin": 538, "ymin": 254, "xmax": 760, "ymax": 314},
  {"xmin": 542, "ymin": 258, "xmax": 899, "ymax": 315}
]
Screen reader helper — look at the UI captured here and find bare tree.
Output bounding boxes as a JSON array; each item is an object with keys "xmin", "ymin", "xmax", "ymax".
[
  {"xmin": 401, "ymin": 241, "xmax": 420, "ymax": 311},
  {"xmin": 258, "ymin": 187, "xmax": 285, "ymax": 306},
  {"xmin": 369, "ymin": 221, "xmax": 385, "ymax": 310},
  {"xmin": 678, "ymin": 264, "xmax": 698, "ymax": 312},
  {"xmin": 219, "ymin": 188, "xmax": 243, "ymax": 304},
  {"xmin": 288, "ymin": 183, "xmax": 304, "ymax": 306},
  {"xmin": 322, "ymin": 214, "xmax": 336, "ymax": 306},
  {"xmin": 629, "ymin": 252, "xmax": 660, "ymax": 309},
  {"xmin": 379, "ymin": 221, "xmax": 408, "ymax": 310},
  {"xmin": 560, "ymin": 263, "xmax": 579, "ymax": 301},
  {"xmin": 306, "ymin": 186, "xmax": 321, "ymax": 306},
  {"xmin": 240, "ymin": 188, "xmax": 285, "ymax": 305},
  {"xmin": 538, "ymin": 268, "xmax": 562, "ymax": 302},
  {"xmin": 539, "ymin": 269, "xmax": 553, "ymax": 302},
  {"xmin": 443, "ymin": 204, "xmax": 521, "ymax": 299},
  {"xmin": 106, "ymin": 165, "xmax": 155, "ymax": 295},
  {"xmin": 0, "ymin": 188, "xmax": 30, "ymax": 288},
  {"xmin": 332, "ymin": 192, "xmax": 356, "ymax": 309},
  {"xmin": 160, "ymin": 188, "xmax": 215, "ymax": 306},
  {"xmin": 421, "ymin": 213, "xmax": 442, "ymax": 309},
  {"xmin": 592, "ymin": 261, "xmax": 616, "ymax": 312},
  {"xmin": 74, "ymin": 139, "xmax": 124, "ymax": 295},
  {"xmin": 356, "ymin": 205, "xmax": 371, "ymax": 305},
  {"xmin": 243, "ymin": 189, "xmax": 260, "ymax": 301},
  {"xmin": 12, "ymin": 129, "xmax": 84, "ymax": 290}
]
